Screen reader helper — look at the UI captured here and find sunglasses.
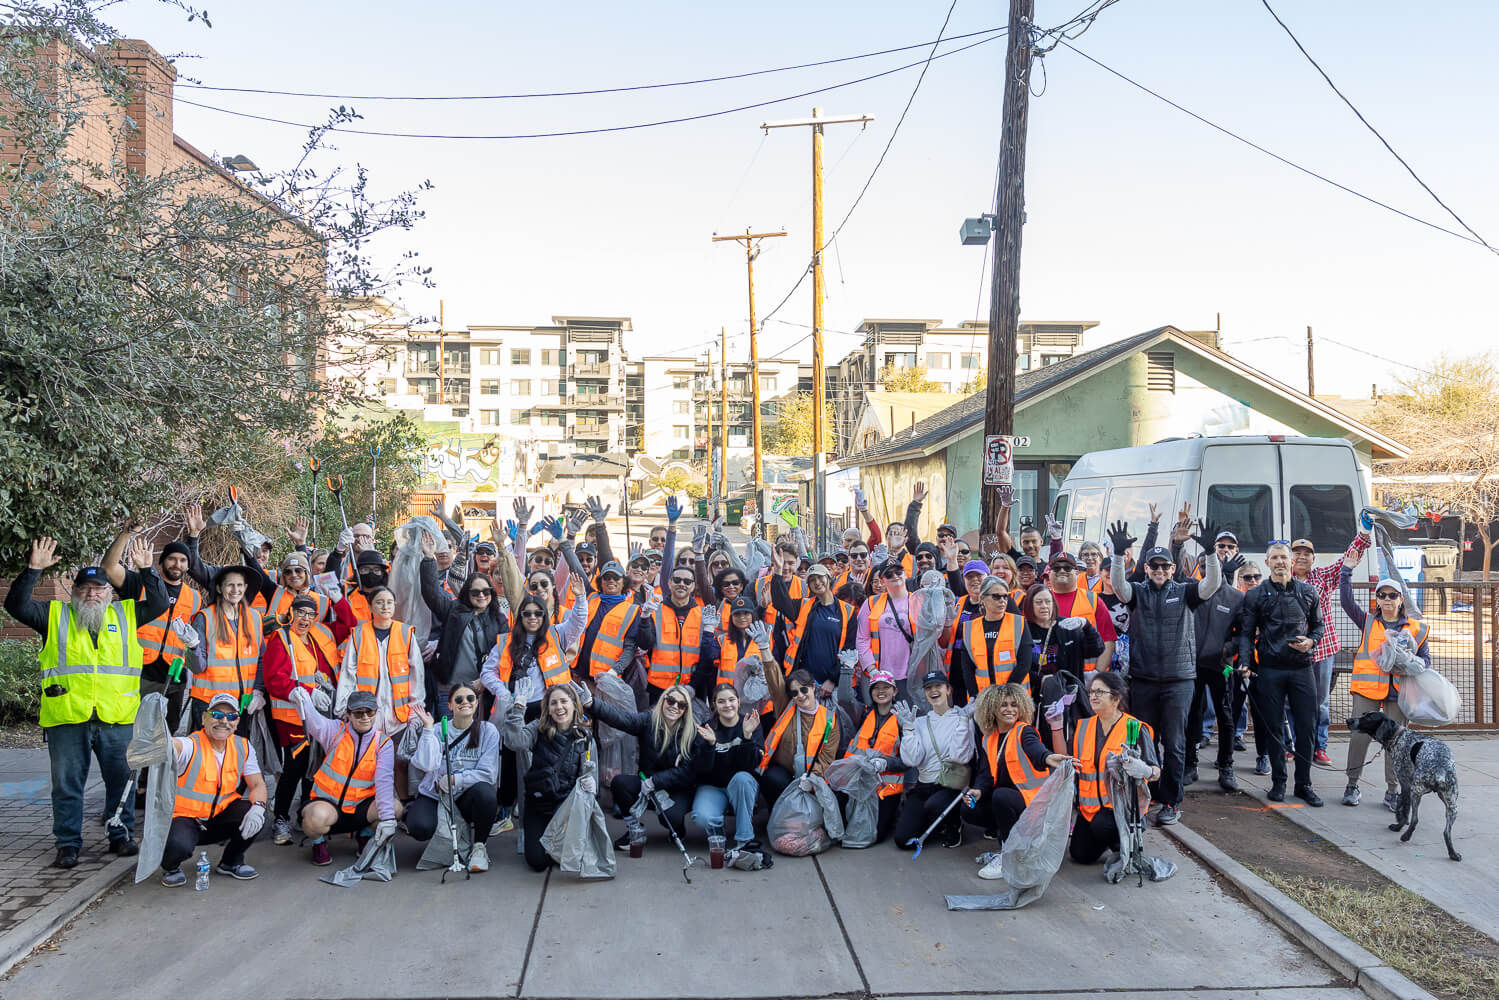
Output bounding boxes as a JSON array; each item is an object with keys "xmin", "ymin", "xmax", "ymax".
[
  {"xmin": 208, "ymin": 710, "xmax": 240, "ymax": 722},
  {"xmin": 957, "ymin": 548, "xmax": 971, "ymax": 557},
  {"xmin": 663, "ymin": 697, "xmax": 687, "ymax": 709},
  {"xmin": 671, "ymin": 576, "xmax": 695, "ymax": 586},
  {"xmin": 451, "ymin": 694, "xmax": 477, "ymax": 704},
  {"xmin": 1215, "ymin": 542, "xmax": 1237, "ymax": 550},
  {"xmin": 792, "ymin": 686, "xmax": 816, "ymax": 697},
  {"xmin": 520, "ymin": 610, "xmax": 545, "ymax": 620},
  {"xmin": 1240, "ymin": 573, "xmax": 1262, "ymax": 581},
  {"xmin": 529, "ymin": 580, "xmax": 552, "ymax": 590},
  {"xmin": 1376, "ymin": 591, "xmax": 1401, "ymax": 600},
  {"xmin": 284, "ymin": 568, "xmax": 306, "ymax": 575},
  {"xmin": 349, "ymin": 708, "xmax": 376, "ymax": 719},
  {"xmin": 982, "ymin": 591, "xmax": 1006, "ymax": 600},
  {"xmin": 849, "ymin": 552, "xmax": 869, "ymax": 560},
  {"xmin": 1268, "ymin": 539, "xmax": 1292, "ymax": 547},
  {"xmin": 292, "ymin": 609, "xmax": 318, "ymax": 618},
  {"xmin": 469, "ymin": 589, "xmax": 493, "ymax": 597}
]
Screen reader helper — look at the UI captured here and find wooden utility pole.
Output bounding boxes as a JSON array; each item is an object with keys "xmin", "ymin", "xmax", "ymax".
[
  {"xmin": 720, "ymin": 326, "xmax": 729, "ymax": 500},
  {"xmin": 979, "ymin": 0, "xmax": 1034, "ymax": 538},
  {"xmin": 1306, "ymin": 325, "xmax": 1316, "ymax": 396},
  {"xmin": 704, "ymin": 354, "xmax": 714, "ymax": 505},
  {"xmin": 436, "ymin": 299, "xmax": 445, "ymax": 402},
  {"xmin": 711, "ymin": 228, "xmax": 787, "ymax": 500},
  {"xmin": 762, "ymin": 109, "xmax": 873, "ymax": 551}
]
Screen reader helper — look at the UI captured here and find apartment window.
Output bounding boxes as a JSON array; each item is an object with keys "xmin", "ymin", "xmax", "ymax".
[
  {"xmin": 540, "ymin": 349, "xmax": 560, "ymax": 366},
  {"xmin": 672, "ymin": 376, "xmax": 690, "ymax": 390},
  {"xmin": 673, "ymin": 425, "xmax": 690, "ymax": 440},
  {"xmin": 479, "ymin": 348, "xmax": 502, "ymax": 366},
  {"xmin": 480, "ymin": 379, "xmax": 502, "ymax": 395},
  {"xmin": 539, "ymin": 412, "xmax": 563, "ymax": 427},
  {"xmin": 511, "ymin": 408, "xmax": 531, "ymax": 424},
  {"xmin": 927, "ymin": 352, "xmax": 951, "ymax": 370},
  {"xmin": 1041, "ymin": 354, "xmax": 1067, "ymax": 367},
  {"xmin": 759, "ymin": 375, "xmax": 778, "ymax": 394},
  {"xmin": 511, "ymin": 348, "xmax": 531, "ymax": 365},
  {"xmin": 540, "ymin": 379, "xmax": 559, "ymax": 396},
  {"xmin": 672, "ymin": 400, "xmax": 689, "ymax": 415},
  {"xmin": 511, "ymin": 379, "xmax": 532, "ymax": 395},
  {"xmin": 479, "ymin": 409, "xmax": 501, "ymax": 426},
  {"xmin": 960, "ymin": 353, "xmax": 981, "ymax": 369},
  {"xmin": 377, "ymin": 379, "xmax": 396, "ymax": 395},
  {"xmin": 729, "ymin": 378, "xmax": 746, "ymax": 394},
  {"xmin": 1019, "ymin": 355, "xmax": 1032, "ymax": 371},
  {"xmin": 886, "ymin": 352, "xmax": 916, "ymax": 369}
]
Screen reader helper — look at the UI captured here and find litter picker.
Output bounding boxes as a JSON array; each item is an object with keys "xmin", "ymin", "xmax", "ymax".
[
  {"xmin": 326, "ymin": 475, "xmax": 350, "ymax": 531},
  {"xmin": 440, "ymin": 716, "xmax": 470, "ymax": 883},
  {"xmin": 1120, "ymin": 718, "xmax": 1150, "ymax": 887},
  {"xmin": 368, "ymin": 444, "xmax": 381, "ymax": 533},
  {"xmin": 309, "ymin": 456, "xmax": 321, "ymax": 544},
  {"xmin": 650, "ymin": 788, "xmax": 698, "ymax": 883},
  {"xmin": 907, "ymin": 791, "xmax": 965, "ymax": 859}
]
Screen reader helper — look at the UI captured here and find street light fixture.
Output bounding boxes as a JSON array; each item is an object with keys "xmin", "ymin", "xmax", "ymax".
[
  {"xmin": 222, "ymin": 154, "xmax": 259, "ymax": 172},
  {"xmin": 959, "ymin": 213, "xmax": 996, "ymax": 246}
]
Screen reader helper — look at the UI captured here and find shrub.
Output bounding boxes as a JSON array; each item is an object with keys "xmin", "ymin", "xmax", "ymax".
[{"xmin": 0, "ymin": 638, "xmax": 41, "ymax": 724}]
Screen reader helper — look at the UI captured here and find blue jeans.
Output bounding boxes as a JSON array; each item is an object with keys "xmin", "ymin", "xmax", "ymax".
[
  {"xmin": 690, "ymin": 772, "xmax": 758, "ymax": 845},
  {"xmin": 46, "ymin": 719, "xmax": 134, "ymax": 849},
  {"xmin": 1311, "ymin": 656, "xmax": 1334, "ymax": 751}
]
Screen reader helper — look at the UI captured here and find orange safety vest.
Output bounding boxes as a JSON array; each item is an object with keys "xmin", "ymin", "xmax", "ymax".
[
  {"xmin": 1052, "ymin": 586, "xmax": 1101, "ymax": 631},
  {"xmin": 189, "ymin": 605, "xmax": 262, "ymax": 704},
  {"xmin": 847, "ymin": 710, "xmax": 902, "ymax": 799},
  {"xmin": 137, "ymin": 581, "xmax": 201, "ymax": 668},
  {"xmin": 759, "ymin": 703, "xmax": 830, "ymax": 773},
  {"xmin": 1084, "ymin": 573, "xmax": 1105, "ymax": 595},
  {"xmin": 716, "ymin": 634, "xmax": 767, "ymax": 689},
  {"xmin": 754, "ymin": 573, "xmax": 803, "ymax": 629},
  {"xmin": 494, "ymin": 627, "xmax": 572, "ymax": 690},
  {"xmin": 783, "ymin": 598, "xmax": 853, "ymax": 675},
  {"xmin": 345, "ymin": 589, "xmax": 372, "ymax": 625},
  {"xmin": 649, "ymin": 603, "xmax": 703, "ymax": 690},
  {"xmin": 986, "ymin": 724, "xmax": 1047, "ymax": 806},
  {"xmin": 269, "ymin": 624, "xmax": 339, "ymax": 727},
  {"xmin": 964, "ymin": 613, "xmax": 1026, "ymax": 692},
  {"xmin": 265, "ymin": 586, "xmax": 330, "ymax": 627},
  {"xmin": 173, "ymin": 730, "xmax": 248, "ymax": 820},
  {"xmin": 863, "ymin": 592, "xmax": 915, "ymax": 662},
  {"xmin": 349, "ymin": 621, "xmax": 417, "ymax": 723},
  {"xmin": 1073, "ymin": 713, "xmax": 1152, "ymax": 820},
  {"xmin": 1349, "ymin": 616, "xmax": 1430, "ymax": 702},
  {"xmin": 582, "ymin": 595, "xmax": 641, "ymax": 678},
  {"xmin": 311, "ymin": 724, "xmax": 387, "ymax": 813}
]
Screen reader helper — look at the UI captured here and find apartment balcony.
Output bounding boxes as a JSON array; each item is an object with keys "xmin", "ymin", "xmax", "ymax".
[
  {"xmin": 572, "ymin": 421, "xmax": 611, "ymax": 440},
  {"xmin": 570, "ymin": 362, "xmax": 611, "ymax": 378},
  {"xmin": 406, "ymin": 357, "xmax": 438, "ymax": 375},
  {"xmin": 443, "ymin": 360, "xmax": 471, "ymax": 375},
  {"xmin": 572, "ymin": 393, "xmax": 624, "ymax": 409}
]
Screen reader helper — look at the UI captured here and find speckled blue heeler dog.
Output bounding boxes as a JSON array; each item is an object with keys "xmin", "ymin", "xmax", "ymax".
[{"xmin": 1347, "ymin": 711, "xmax": 1461, "ymax": 862}]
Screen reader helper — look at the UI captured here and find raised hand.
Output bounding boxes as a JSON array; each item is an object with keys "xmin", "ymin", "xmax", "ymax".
[
  {"xmin": 287, "ymin": 515, "xmax": 309, "ymax": 547},
  {"xmin": 586, "ymin": 496, "xmax": 610, "ymax": 524},
  {"xmin": 665, "ymin": 495, "xmax": 682, "ymax": 524},
  {"xmin": 1192, "ymin": 517, "xmax": 1221, "ymax": 553},
  {"xmin": 28, "ymin": 537, "xmax": 60, "ymax": 571},
  {"xmin": 629, "ymin": 541, "xmax": 643, "ymax": 559},
  {"xmin": 854, "ymin": 486, "xmax": 868, "ymax": 513},
  {"xmin": 1045, "ymin": 514, "xmax": 1063, "ymax": 541},
  {"xmin": 696, "ymin": 722, "xmax": 716, "ymax": 744},
  {"xmin": 1107, "ymin": 520, "xmax": 1136, "ymax": 556},
  {"xmin": 892, "ymin": 701, "xmax": 915, "ymax": 727},
  {"xmin": 184, "ymin": 502, "xmax": 207, "ymax": 537},
  {"xmin": 691, "ymin": 523, "xmax": 708, "ymax": 553},
  {"xmin": 913, "ymin": 480, "xmax": 927, "ymax": 504},
  {"xmin": 570, "ymin": 573, "xmax": 587, "ymax": 598},
  {"xmin": 1147, "ymin": 502, "xmax": 1161, "ymax": 525},
  {"xmin": 420, "ymin": 530, "xmax": 437, "ymax": 558},
  {"xmin": 505, "ymin": 519, "xmax": 519, "ymax": 543},
  {"xmin": 539, "ymin": 515, "xmax": 564, "ymax": 540},
  {"xmin": 1222, "ymin": 552, "xmax": 1246, "ymax": 582},
  {"xmin": 565, "ymin": 508, "xmax": 588, "ymax": 536},
  {"xmin": 1171, "ymin": 503, "xmax": 1193, "ymax": 543},
  {"xmin": 129, "ymin": 537, "xmax": 153, "ymax": 570},
  {"xmin": 513, "ymin": 497, "xmax": 534, "ymax": 526}
]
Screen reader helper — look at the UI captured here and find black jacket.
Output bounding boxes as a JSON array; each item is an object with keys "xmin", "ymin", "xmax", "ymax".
[
  {"xmin": 524, "ymin": 725, "xmax": 592, "ymax": 810},
  {"xmin": 1123, "ymin": 578, "xmax": 1206, "ymax": 682},
  {"xmin": 419, "ymin": 557, "xmax": 507, "ymax": 686},
  {"xmin": 1192, "ymin": 580, "xmax": 1244, "ymax": 670},
  {"xmin": 693, "ymin": 717, "xmax": 765, "ymax": 788},
  {"xmin": 1239, "ymin": 577, "xmax": 1323, "ymax": 670},
  {"xmin": 589, "ymin": 698, "xmax": 697, "ymax": 793},
  {"xmin": 1024, "ymin": 619, "xmax": 1103, "ymax": 687}
]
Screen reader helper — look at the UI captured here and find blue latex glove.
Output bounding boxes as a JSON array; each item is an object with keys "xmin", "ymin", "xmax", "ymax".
[
  {"xmin": 505, "ymin": 520, "xmax": 519, "ymax": 542},
  {"xmin": 665, "ymin": 495, "xmax": 682, "ymax": 524},
  {"xmin": 540, "ymin": 515, "xmax": 564, "ymax": 540}
]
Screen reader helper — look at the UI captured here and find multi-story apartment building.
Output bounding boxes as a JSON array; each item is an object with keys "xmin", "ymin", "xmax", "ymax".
[
  {"xmin": 637, "ymin": 356, "xmax": 807, "ymax": 465},
  {"xmin": 829, "ymin": 318, "xmax": 1099, "ymax": 453}
]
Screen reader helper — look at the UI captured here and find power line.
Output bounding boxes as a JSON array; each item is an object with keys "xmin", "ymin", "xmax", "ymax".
[
  {"xmin": 1258, "ymin": 0, "xmax": 1496, "ymax": 255},
  {"xmin": 171, "ymin": 33, "xmax": 1004, "ymax": 141},
  {"xmin": 176, "ymin": 27, "xmax": 1005, "ymax": 101},
  {"xmin": 1058, "ymin": 41, "xmax": 1492, "ymax": 251}
]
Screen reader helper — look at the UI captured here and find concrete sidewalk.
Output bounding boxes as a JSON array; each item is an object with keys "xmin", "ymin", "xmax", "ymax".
[{"xmin": 1217, "ymin": 731, "xmax": 1499, "ymax": 943}]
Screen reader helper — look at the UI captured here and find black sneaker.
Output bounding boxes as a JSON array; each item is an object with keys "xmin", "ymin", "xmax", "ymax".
[
  {"xmin": 982, "ymin": 828, "xmax": 999, "ymax": 841},
  {"xmin": 1233, "ymin": 736, "xmax": 1246, "ymax": 752},
  {"xmin": 108, "ymin": 838, "xmax": 139, "ymax": 857},
  {"xmin": 1294, "ymin": 786, "xmax": 1324, "ymax": 808},
  {"xmin": 53, "ymin": 846, "xmax": 79, "ymax": 869},
  {"xmin": 1218, "ymin": 769, "xmax": 1239, "ymax": 793},
  {"xmin": 612, "ymin": 831, "xmax": 632, "ymax": 850},
  {"xmin": 1267, "ymin": 783, "xmax": 1286, "ymax": 802},
  {"xmin": 941, "ymin": 826, "xmax": 963, "ymax": 849},
  {"xmin": 1183, "ymin": 767, "xmax": 1199, "ymax": 787}
]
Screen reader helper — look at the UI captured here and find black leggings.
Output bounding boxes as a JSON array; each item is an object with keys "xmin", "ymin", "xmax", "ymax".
[
  {"xmin": 892, "ymin": 783, "xmax": 962, "ymax": 849},
  {"xmin": 499, "ymin": 701, "xmax": 543, "ymax": 809},
  {"xmin": 405, "ymin": 784, "xmax": 501, "ymax": 843},
  {"xmin": 162, "ymin": 799, "xmax": 257, "ymax": 871},
  {"xmin": 274, "ymin": 742, "xmax": 311, "ymax": 820},
  {"xmin": 610, "ymin": 774, "xmax": 691, "ymax": 834},
  {"xmin": 1069, "ymin": 807, "xmax": 1120, "ymax": 864},
  {"xmin": 961, "ymin": 787, "xmax": 1028, "ymax": 842},
  {"xmin": 522, "ymin": 801, "xmax": 557, "ymax": 872}
]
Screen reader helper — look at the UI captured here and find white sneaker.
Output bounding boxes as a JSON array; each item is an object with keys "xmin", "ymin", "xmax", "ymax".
[
  {"xmin": 974, "ymin": 850, "xmax": 999, "ymax": 866},
  {"xmin": 468, "ymin": 842, "xmax": 489, "ymax": 873},
  {"xmin": 978, "ymin": 855, "xmax": 1006, "ymax": 880}
]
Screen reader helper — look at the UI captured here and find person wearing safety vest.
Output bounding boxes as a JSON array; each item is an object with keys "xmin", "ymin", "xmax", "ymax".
[
  {"xmin": 131, "ymin": 538, "xmax": 201, "ymax": 730},
  {"xmin": 341, "ymin": 549, "xmax": 392, "ymax": 626},
  {"xmin": 1078, "ymin": 541, "xmax": 1106, "ymax": 595},
  {"xmin": 5, "ymin": 534, "xmax": 168, "ymax": 869},
  {"xmin": 1069, "ymin": 671, "xmax": 1160, "ymax": 864},
  {"xmin": 943, "ymin": 561, "xmax": 990, "ymax": 698},
  {"xmin": 188, "ymin": 564, "xmax": 265, "ymax": 734},
  {"xmin": 962, "ymin": 683, "xmax": 1069, "ymax": 878},
  {"xmin": 261, "ymin": 592, "xmax": 355, "ymax": 847},
  {"xmin": 693, "ymin": 596, "xmax": 770, "ymax": 699},
  {"xmin": 856, "ymin": 561, "xmax": 919, "ymax": 703},
  {"xmin": 290, "ymin": 687, "xmax": 402, "ymax": 867},
  {"xmin": 1047, "ymin": 551, "xmax": 1116, "ymax": 673},
  {"xmin": 324, "ymin": 521, "xmax": 381, "ymax": 599},
  {"xmin": 753, "ymin": 541, "xmax": 804, "ymax": 658},
  {"xmin": 574, "ymin": 560, "xmax": 651, "ymax": 679},
  {"xmin": 1340, "ymin": 553, "xmax": 1431, "ymax": 810},
  {"xmin": 335, "ymin": 585, "xmax": 425, "ymax": 742},
  {"xmin": 952, "ymin": 575, "xmax": 1033, "ymax": 698},
  {"xmin": 770, "ymin": 564, "xmax": 856, "ymax": 698},
  {"xmin": 839, "ymin": 668, "xmax": 905, "ymax": 844},
  {"xmin": 253, "ymin": 550, "xmax": 333, "ymax": 629},
  {"xmin": 757, "ymin": 665, "xmax": 840, "ymax": 815},
  {"xmin": 646, "ymin": 564, "xmax": 706, "ymax": 699},
  {"xmin": 180, "ymin": 500, "xmax": 269, "ymax": 625},
  {"xmin": 158, "ymin": 692, "xmax": 269, "ymax": 886}
]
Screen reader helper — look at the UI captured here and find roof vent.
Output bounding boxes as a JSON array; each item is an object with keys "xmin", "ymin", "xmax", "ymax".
[{"xmin": 1146, "ymin": 351, "xmax": 1176, "ymax": 392}]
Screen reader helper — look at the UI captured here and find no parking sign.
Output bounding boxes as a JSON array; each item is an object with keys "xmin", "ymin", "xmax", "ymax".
[{"xmin": 984, "ymin": 435, "xmax": 1013, "ymax": 486}]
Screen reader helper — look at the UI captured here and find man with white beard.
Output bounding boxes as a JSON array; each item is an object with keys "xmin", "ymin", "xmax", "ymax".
[{"xmin": 5, "ymin": 533, "xmax": 167, "ymax": 868}]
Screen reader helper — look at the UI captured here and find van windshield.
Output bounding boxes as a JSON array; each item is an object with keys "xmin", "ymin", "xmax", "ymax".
[
  {"xmin": 1290, "ymin": 485, "xmax": 1355, "ymax": 550},
  {"xmin": 1206, "ymin": 485, "xmax": 1274, "ymax": 549}
]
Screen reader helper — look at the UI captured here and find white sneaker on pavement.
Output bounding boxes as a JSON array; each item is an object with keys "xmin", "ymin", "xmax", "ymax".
[
  {"xmin": 978, "ymin": 855, "xmax": 1006, "ymax": 880},
  {"xmin": 468, "ymin": 842, "xmax": 490, "ymax": 873}
]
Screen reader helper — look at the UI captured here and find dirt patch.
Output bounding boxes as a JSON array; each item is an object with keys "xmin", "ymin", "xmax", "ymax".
[
  {"xmin": 0, "ymin": 723, "xmax": 43, "ymax": 749},
  {"xmin": 1187, "ymin": 788, "xmax": 1499, "ymax": 1000}
]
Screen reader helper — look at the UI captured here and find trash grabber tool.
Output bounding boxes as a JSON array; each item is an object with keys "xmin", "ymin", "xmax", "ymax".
[
  {"xmin": 908, "ymin": 789, "xmax": 965, "ymax": 859},
  {"xmin": 440, "ymin": 716, "xmax": 469, "ymax": 882},
  {"xmin": 326, "ymin": 475, "xmax": 350, "ymax": 531},
  {"xmin": 368, "ymin": 444, "xmax": 381, "ymax": 534},
  {"xmin": 309, "ymin": 456, "xmax": 321, "ymax": 545},
  {"xmin": 651, "ymin": 789, "xmax": 698, "ymax": 883}
]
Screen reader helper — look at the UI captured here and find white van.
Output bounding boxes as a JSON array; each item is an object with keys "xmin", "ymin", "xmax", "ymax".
[{"xmin": 1053, "ymin": 436, "xmax": 1369, "ymax": 570}]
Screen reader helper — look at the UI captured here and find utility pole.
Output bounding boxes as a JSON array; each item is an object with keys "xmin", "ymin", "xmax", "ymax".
[
  {"xmin": 703, "ymin": 355, "xmax": 714, "ymax": 511},
  {"xmin": 720, "ymin": 326, "xmax": 729, "ymax": 502},
  {"xmin": 436, "ymin": 299, "xmax": 445, "ymax": 403},
  {"xmin": 1306, "ymin": 325, "xmax": 1316, "ymax": 396},
  {"xmin": 979, "ymin": 1, "xmax": 1034, "ymax": 538},
  {"xmin": 762, "ymin": 108, "xmax": 873, "ymax": 551},
  {"xmin": 712, "ymin": 228, "xmax": 787, "ymax": 512}
]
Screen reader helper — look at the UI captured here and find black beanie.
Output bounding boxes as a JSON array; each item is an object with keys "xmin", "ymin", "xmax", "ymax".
[{"xmin": 160, "ymin": 541, "xmax": 191, "ymax": 563}]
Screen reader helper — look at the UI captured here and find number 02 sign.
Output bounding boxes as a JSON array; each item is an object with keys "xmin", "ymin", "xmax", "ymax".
[{"xmin": 983, "ymin": 435, "xmax": 1013, "ymax": 486}]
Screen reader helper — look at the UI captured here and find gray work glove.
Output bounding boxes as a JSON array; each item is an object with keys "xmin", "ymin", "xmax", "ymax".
[
  {"xmin": 571, "ymin": 680, "xmax": 593, "ymax": 709},
  {"xmin": 892, "ymin": 701, "xmax": 915, "ymax": 728},
  {"xmin": 577, "ymin": 774, "xmax": 597, "ymax": 796},
  {"xmin": 238, "ymin": 803, "xmax": 266, "ymax": 839},
  {"xmin": 374, "ymin": 819, "xmax": 398, "ymax": 844}
]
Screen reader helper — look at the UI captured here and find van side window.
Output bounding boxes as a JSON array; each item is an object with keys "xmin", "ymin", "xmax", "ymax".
[
  {"xmin": 1104, "ymin": 485, "xmax": 1177, "ymax": 538},
  {"xmin": 1206, "ymin": 485, "xmax": 1273, "ymax": 549},
  {"xmin": 1052, "ymin": 494, "xmax": 1069, "ymax": 534},
  {"xmin": 1068, "ymin": 489, "xmax": 1105, "ymax": 546},
  {"xmin": 1290, "ymin": 485, "xmax": 1355, "ymax": 550}
]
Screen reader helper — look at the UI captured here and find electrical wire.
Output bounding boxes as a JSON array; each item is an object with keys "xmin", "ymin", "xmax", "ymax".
[
  {"xmin": 175, "ymin": 27, "xmax": 1005, "ymax": 101},
  {"xmin": 1058, "ymin": 41, "xmax": 1492, "ymax": 251},
  {"xmin": 1258, "ymin": 0, "xmax": 1496, "ymax": 255},
  {"xmin": 170, "ymin": 33, "xmax": 1004, "ymax": 141}
]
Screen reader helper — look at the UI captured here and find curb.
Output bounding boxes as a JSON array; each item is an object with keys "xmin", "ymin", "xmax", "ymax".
[
  {"xmin": 1162, "ymin": 821, "xmax": 1435, "ymax": 1000},
  {"xmin": 0, "ymin": 855, "xmax": 133, "ymax": 979}
]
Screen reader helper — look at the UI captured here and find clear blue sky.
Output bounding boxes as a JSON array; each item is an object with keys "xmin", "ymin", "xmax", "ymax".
[{"xmin": 115, "ymin": 0, "xmax": 1498, "ymax": 396}]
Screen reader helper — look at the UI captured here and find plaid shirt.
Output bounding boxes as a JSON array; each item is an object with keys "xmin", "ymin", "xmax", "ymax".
[{"xmin": 1299, "ymin": 534, "xmax": 1370, "ymax": 661}]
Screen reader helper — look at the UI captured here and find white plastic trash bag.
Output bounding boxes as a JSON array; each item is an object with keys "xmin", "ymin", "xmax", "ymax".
[
  {"xmin": 823, "ymin": 751, "xmax": 883, "ymax": 849},
  {"xmin": 768, "ymin": 774, "xmax": 843, "ymax": 856},
  {"xmin": 129, "ymin": 694, "xmax": 176, "ymax": 885},
  {"xmin": 907, "ymin": 571, "xmax": 956, "ymax": 681},
  {"xmin": 1398, "ymin": 664, "xmax": 1462, "ymax": 727},
  {"xmin": 593, "ymin": 671, "xmax": 638, "ymax": 788},
  {"xmin": 391, "ymin": 515, "xmax": 449, "ymax": 639},
  {"xmin": 542, "ymin": 784, "xmax": 617, "ymax": 880},
  {"xmin": 946, "ymin": 760, "xmax": 1076, "ymax": 911},
  {"xmin": 733, "ymin": 656, "xmax": 770, "ymax": 715}
]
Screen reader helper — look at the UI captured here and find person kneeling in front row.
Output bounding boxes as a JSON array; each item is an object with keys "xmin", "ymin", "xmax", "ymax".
[{"xmin": 291, "ymin": 688, "xmax": 403, "ymax": 866}]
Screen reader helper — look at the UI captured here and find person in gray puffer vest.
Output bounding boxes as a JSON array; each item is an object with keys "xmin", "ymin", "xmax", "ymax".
[{"xmin": 1107, "ymin": 520, "xmax": 1220, "ymax": 827}]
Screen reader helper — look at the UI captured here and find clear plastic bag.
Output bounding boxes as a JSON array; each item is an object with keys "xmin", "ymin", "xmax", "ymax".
[
  {"xmin": 542, "ymin": 781, "xmax": 617, "ymax": 879},
  {"xmin": 733, "ymin": 655, "xmax": 770, "ymax": 714},
  {"xmin": 946, "ymin": 761, "xmax": 1076, "ymax": 911},
  {"xmin": 1398, "ymin": 663, "xmax": 1462, "ymax": 727},
  {"xmin": 908, "ymin": 571, "xmax": 956, "ymax": 680},
  {"xmin": 823, "ymin": 751, "xmax": 883, "ymax": 849},
  {"xmin": 593, "ymin": 671, "xmax": 638, "ymax": 787},
  {"xmin": 130, "ymin": 693, "xmax": 176, "ymax": 884},
  {"xmin": 767, "ymin": 774, "xmax": 843, "ymax": 856},
  {"xmin": 391, "ymin": 515, "xmax": 449, "ymax": 640},
  {"xmin": 1360, "ymin": 506, "xmax": 1422, "ymax": 620}
]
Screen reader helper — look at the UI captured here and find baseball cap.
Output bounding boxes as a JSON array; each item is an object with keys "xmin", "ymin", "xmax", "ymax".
[
  {"xmin": 598, "ymin": 560, "xmax": 624, "ymax": 578},
  {"xmin": 962, "ymin": 559, "xmax": 990, "ymax": 577},
  {"xmin": 1375, "ymin": 577, "xmax": 1404, "ymax": 596},
  {"xmin": 1015, "ymin": 555, "xmax": 1037, "ymax": 570},
  {"xmin": 806, "ymin": 563, "xmax": 833, "ymax": 581},
  {"xmin": 1142, "ymin": 546, "xmax": 1173, "ymax": 566},
  {"xmin": 627, "ymin": 553, "xmax": 651, "ymax": 569},
  {"xmin": 206, "ymin": 692, "xmax": 240, "ymax": 713},
  {"xmin": 1214, "ymin": 530, "xmax": 1239, "ymax": 544},
  {"xmin": 1291, "ymin": 538, "xmax": 1315, "ymax": 553},
  {"xmin": 729, "ymin": 595, "xmax": 757, "ymax": 617},
  {"xmin": 346, "ymin": 691, "xmax": 378, "ymax": 713},
  {"xmin": 474, "ymin": 540, "xmax": 498, "ymax": 554},
  {"xmin": 817, "ymin": 552, "xmax": 838, "ymax": 566},
  {"xmin": 575, "ymin": 542, "xmax": 597, "ymax": 557},
  {"xmin": 936, "ymin": 523, "xmax": 957, "ymax": 537},
  {"xmin": 73, "ymin": 566, "xmax": 110, "ymax": 589},
  {"xmin": 878, "ymin": 561, "xmax": 905, "ymax": 579},
  {"xmin": 920, "ymin": 669, "xmax": 949, "ymax": 689},
  {"xmin": 867, "ymin": 668, "xmax": 896, "ymax": 689},
  {"xmin": 1048, "ymin": 552, "xmax": 1078, "ymax": 569}
]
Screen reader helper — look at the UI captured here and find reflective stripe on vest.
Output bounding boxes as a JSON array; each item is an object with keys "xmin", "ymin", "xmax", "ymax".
[
  {"xmin": 173, "ymin": 731, "xmax": 246, "ymax": 819},
  {"xmin": 496, "ymin": 628, "xmax": 572, "ymax": 690},
  {"xmin": 1073, "ymin": 713, "xmax": 1151, "ymax": 820},
  {"xmin": 269, "ymin": 625, "xmax": 338, "ymax": 726},
  {"xmin": 784, "ymin": 598, "xmax": 852, "ymax": 676},
  {"xmin": 759, "ymin": 704, "xmax": 829, "ymax": 773},
  {"xmin": 189, "ymin": 606, "xmax": 262, "ymax": 703},
  {"xmin": 755, "ymin": 574, "xmax": 803, "ymax": 629},
  {"xmin": 847, "ymin": 709, "xmax": 903, "ymax": 798},
  {"xmin": 311, "ymin": 725, "xmax": 386, "ymax": 813},
  {"xmin": 987, "ymin": 725, "xmax": 1047, "ymax": 806},
  {"xmin": 38, "ymin": 600, "xmax": 142, "ymax": 727},
  {"xmin": 965, "ymin": 613, "xmax": 1025, "ymax": 691},
  {"xmin": 351, "ymin": 621, "xmax": 415, "ymax": 723},
  {"xmin": 717, "ymin": 636, "xmax": 766, "ymax": 689},
  {"xmin": 1055, "ymin": 586, "xmax": 1100, "ymax": 629},
  {"xmin": 649, "ymin": 603, "xmax": 703, "ymax": 689},
  {"xmin": 137, "ymin": 583, "xmax": 201, "ymax": 663},
  {"xmin": 1350, "ymin": 617, "xmax": 1429, "ymax": 702},
  {"xmin": 583, "ymin": 596, "xmax": 641, "ymax": 678}
]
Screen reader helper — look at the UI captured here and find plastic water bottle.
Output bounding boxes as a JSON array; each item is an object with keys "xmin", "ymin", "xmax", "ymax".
[{"xmin": 194, "ymin": 851, "xmax": 211, "ymax": 892}]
